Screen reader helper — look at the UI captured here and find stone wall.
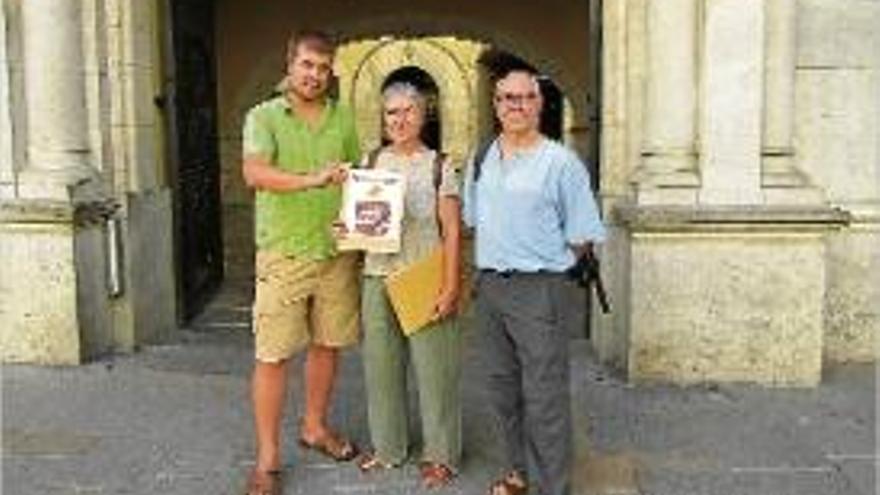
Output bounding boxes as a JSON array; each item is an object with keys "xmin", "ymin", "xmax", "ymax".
[{"xmin": 795, "ymin": 0, "xmax": 880, "ymax": 362}]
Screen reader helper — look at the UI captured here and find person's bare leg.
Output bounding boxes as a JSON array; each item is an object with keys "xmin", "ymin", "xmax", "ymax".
[
  {"xmin": 252, "ymin": 359, "xmax": 289, "ymax": 472},
  {"xmin": 301, "ymin": 344, "xmax": 338, "ymax": 439}
]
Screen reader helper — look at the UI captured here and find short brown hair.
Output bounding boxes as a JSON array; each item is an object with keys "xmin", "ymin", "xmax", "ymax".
[{"xmin": 286, "ymin": 29, "xmax": 336, "ymax": 63}]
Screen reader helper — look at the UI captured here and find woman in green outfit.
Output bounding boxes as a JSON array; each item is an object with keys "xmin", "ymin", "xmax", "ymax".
[{"xmin": 353, "ymin": 82, "xmax": 462, "ymax": 489}]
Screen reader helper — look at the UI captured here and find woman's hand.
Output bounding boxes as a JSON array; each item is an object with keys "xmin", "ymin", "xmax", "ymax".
[{"xmin": 432, "ymin": 286, "xmax": 459, "ymax": 321}]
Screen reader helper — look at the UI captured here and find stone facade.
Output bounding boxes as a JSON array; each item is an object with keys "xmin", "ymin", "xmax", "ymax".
[
  {"xmin": 0, "ymin": 0, "xmax": 176, "ymax": 363},
  {"xmin": 1, "ymin": 0, "xmax": 876, "ymax": 384},
  {"xmin": 596, "ymin": 0, "xmax": 878, "ymax": 386}
]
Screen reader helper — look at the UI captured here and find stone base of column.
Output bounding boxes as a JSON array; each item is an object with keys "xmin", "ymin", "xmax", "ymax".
[
  {"xmin": 596, "ymin": 204, "xmax": 849, "ymax": 386},
  {"xmin": 632, "ymin": 152, "xmax": 701, "ymax": 205},
  {"xmin": 761, "ymin": 153, "xmax": 826, "ymax": 205},
  {"xmin": 824, "ymin": 202, "xmax": 880, "ymax": 363},
  {"xmin": 16, "ymin": 166, "xmax": 105, "ymax": 202},
  {"xmin": 0, "ymin": 198, "xmax": 116, "ymax": 364}
]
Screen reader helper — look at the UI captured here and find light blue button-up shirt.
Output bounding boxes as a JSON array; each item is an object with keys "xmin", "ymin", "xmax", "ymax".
[{"xmin": 462, "ymin": 138, "xmax": 606, "ymax": 272}]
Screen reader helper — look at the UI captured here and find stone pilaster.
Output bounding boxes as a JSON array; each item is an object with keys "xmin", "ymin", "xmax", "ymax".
[
  {"xmin": 761, "ymin": 0, "xmax": 823, "ymax": 204},
  {"xmin": 0, "ymin": 3, "xmax": 14, "ymax": 198},
  {"xmin": 698, "ymin": 0, "xmax": 764, "ymax": 205},
  {"xmin": 18, "ymin": 0, "xmax": 100, "ymax": 199},
  {"xmin": 635, "ymin": 0, "xmax": 699, "ymax": 204}
]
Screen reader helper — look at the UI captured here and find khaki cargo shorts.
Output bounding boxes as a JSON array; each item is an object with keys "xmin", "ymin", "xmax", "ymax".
[{"xmin": 252, "ymin": 250, "xmax": 361, "ymax": 362}]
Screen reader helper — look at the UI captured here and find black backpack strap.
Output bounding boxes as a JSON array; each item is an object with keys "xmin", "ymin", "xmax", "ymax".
[
  {"xmin": 433, "ymin": 151, "xmax": 451, "ymax": 237},
  {"xmin": 364, "ymin": 147, "xmax": 382, "ymax": 169},
  {"xmin": 433, "ymin": 151, "xmax": 447, "ymax": 191},
  {"xmin": 472, "ymin": 136, "xmax": 495, "ymax": 183}
]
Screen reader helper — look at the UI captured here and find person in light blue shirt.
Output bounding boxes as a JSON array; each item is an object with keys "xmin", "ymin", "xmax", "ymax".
[
  {"xmin": 462, "ymin": 67, "xmax": 605, "ymax": 495},
  {"xmin": 462, "ymin": 131, "xmax": 606, "ymax": 274}
]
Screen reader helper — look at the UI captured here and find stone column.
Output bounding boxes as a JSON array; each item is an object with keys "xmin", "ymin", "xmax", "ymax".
[
  {"xmin": 698, "ymin": 0, "xmax": 764, "ymax": 205},
  {"xmin": 637, "ymin": 0, "xmax": 699, "ymax": 202},
  {"xmin": 19, "ymin": 0, "xmax": 98, "ymax": 198}
]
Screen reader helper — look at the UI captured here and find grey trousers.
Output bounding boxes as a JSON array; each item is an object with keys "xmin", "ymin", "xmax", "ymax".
[
  {"xmin": 475, "ymin": 271, "xmax": 572, "ymax": 495},
  {"xmin": 361, "ymin": 277, "xmax": 462, "ymax": 467}
]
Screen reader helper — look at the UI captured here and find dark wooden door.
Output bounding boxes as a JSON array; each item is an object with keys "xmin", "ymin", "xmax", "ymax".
[{"xmin": 167, "ymin": 0, "xmax": 223, "ymax": 321}]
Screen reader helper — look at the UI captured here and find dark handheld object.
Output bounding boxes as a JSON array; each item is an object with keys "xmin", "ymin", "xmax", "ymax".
[{"xmin": 567, "ymin": 248, "xmax": 611, "ymax": 314}]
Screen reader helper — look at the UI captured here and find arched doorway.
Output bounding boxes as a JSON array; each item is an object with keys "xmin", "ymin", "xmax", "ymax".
[
  {"xmin": 381, "ymin": 66, "xmax": 442, "ymax": 151},
  {"xmin": 341, "ymin": 37, "xmax": 478, "ymax": 162},
  {"xmin": 168, "ymin": 0, "xmax": 224, "ymax": 321}
]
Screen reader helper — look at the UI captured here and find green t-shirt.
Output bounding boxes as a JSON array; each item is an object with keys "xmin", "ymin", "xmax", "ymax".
[{"xmin": 242, "ymin": 96, "xmax": 361, "ymax": 259}]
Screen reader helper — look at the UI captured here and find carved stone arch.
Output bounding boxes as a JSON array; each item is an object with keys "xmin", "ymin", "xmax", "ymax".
[
  {"xmin": 328, "ymin": 14, "xmax": 591, "ymax": 138},
  {"xmin": 345, "ymin": 38, "xmax": 476, "ymax": 166},
  {"xmin": 330, "ymin": 13, "xmax": 579, "ymax": 101}
]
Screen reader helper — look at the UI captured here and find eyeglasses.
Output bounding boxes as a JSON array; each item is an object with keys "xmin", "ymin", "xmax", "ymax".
[
  {"xmin": 384, "ymin": 105, "xmax": 420, "ymax": 118},
  {"xmin": 494, "ymin": 92, "xmax": 540, "ymax": 107}
]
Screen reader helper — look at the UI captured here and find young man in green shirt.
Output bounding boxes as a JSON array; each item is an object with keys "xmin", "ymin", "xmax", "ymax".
[{"xmin": 241, "ymin": 30, "xmax": 361, "ymax": 495}]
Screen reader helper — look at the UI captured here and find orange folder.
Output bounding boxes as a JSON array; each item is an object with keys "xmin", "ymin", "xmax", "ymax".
[{"xmin": 384, "ymin": 246, "xmax": 444, "ymax": 335}]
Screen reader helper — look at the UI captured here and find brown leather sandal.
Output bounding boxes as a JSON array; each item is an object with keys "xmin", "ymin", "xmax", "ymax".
[
  {"xmin": 357, "ymin": 451, "xmax": 399, "ymax": 473},
  {"xmin": 419, "ymin": 461, "xmax": 456, "ymax": 489},
  {"xmin": 298, "ymin": 431, "xmax": 359, "ymax": 462},
  {"xmin": 487, "ymin": 470, "xmax": 528, "ymax": 495},
  {"xmin": 244, "ymin": 469, "xmax": 282, "ymax": 495}
]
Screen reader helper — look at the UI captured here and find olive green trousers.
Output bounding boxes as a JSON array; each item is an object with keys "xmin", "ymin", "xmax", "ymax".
[{"xmin": 360, "ymin": 277, "xmax": 462, "ymax": 468}]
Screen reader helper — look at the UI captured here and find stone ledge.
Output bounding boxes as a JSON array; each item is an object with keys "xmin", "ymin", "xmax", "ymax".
[
  {"xmin": 613, "ymin": 204, "xmax": 851, "ymax": 233},
  {"xmin": 0, "ymin": 199, "xmax": 119, "ymax": 227},
  {"xmin": 832, "ymin": 202, "xmax": 880, "ymax": 224}
]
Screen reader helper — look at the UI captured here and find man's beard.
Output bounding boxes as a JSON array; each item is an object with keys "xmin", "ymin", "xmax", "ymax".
[{"xmin": 290, "ymin": 80, "xmax": 325, "ymax": 103}]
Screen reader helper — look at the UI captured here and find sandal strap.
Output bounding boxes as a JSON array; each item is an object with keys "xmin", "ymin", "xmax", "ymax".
[
  {"xmin": 488, "ymin": 471, "xmax": 527, "ymax": 495},
  {"xmin": 357, "ymin": 451, "xmax": 397, "ymax": 472},
  {"xmin": 298, "ymin": 432, "xmax": 358, "ymax": 461},
  {"xmin": 420, "ymin": 462, "xmax": 456, "ymax": 488}
]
